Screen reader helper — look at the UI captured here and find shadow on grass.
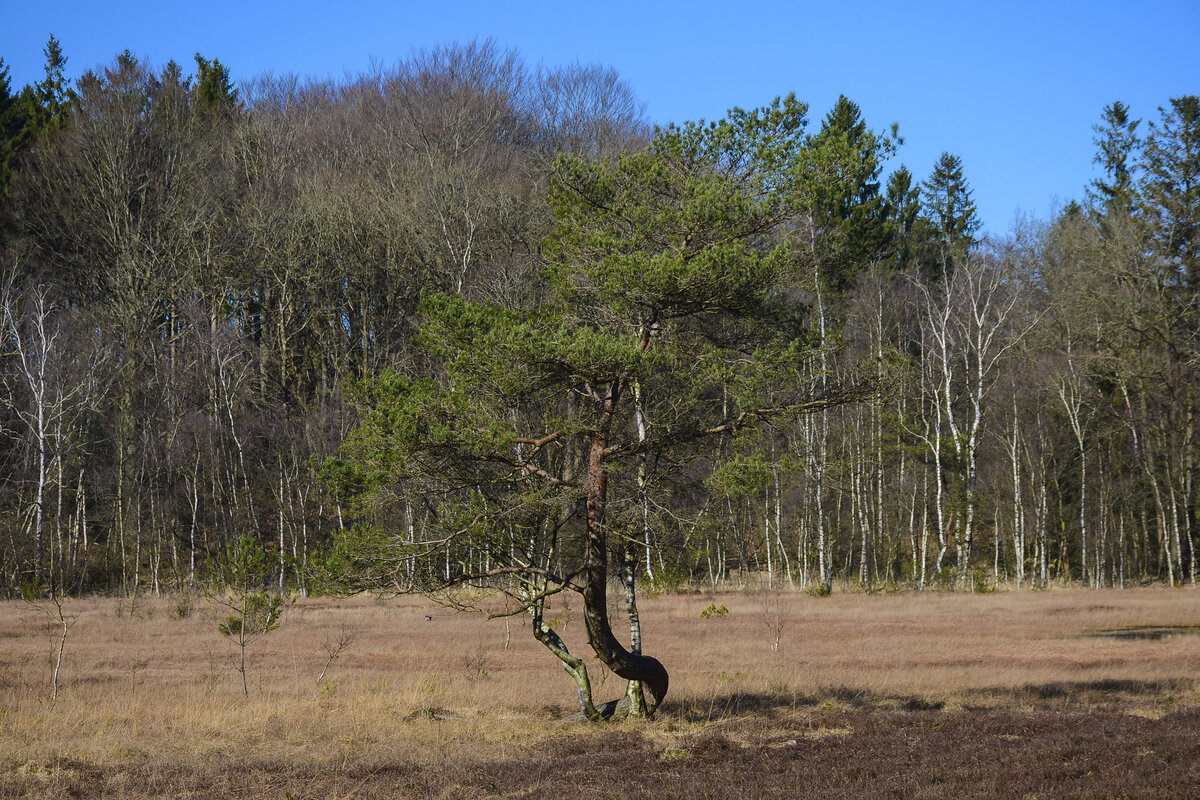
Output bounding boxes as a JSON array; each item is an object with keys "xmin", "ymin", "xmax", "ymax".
[
  {"xmin": 1085, "ymin": 625, "xmax": 1200, "ymax": 640},
  {"xmin": 668, "ymin": 677, "xmax": 1195, "ymax": 722},
  {"xmin": 667, "ymin": 686, "xmax": 943, "ymax": 722},
  {"xmin": 966, "ymin": 677, "xmax": 1194, "ymax": 708}
]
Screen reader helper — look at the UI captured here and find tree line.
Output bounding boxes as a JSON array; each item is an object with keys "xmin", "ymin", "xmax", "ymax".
[{"xmin": 0, "ymin": 37, "xmax": 1196, "ymax": 602}]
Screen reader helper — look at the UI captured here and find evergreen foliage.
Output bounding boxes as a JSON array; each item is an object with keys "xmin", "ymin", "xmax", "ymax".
[
  {"xmin": 322, "ymin": 96, "xmax": 874, "ymax": 713},
  {"xmin": 1088, "ymin": 101, "xmax": 1142, "ymax": 217},
  {"xmin": 193, "ymin": 53, "xmax": 239, "ymax": 121},
  {"xmin": 795, "ymin": 94, "xmax": 894, "ymax": 292},
  {"xmin": 884, "ymin": 165, "xmax": 922, "ymax": 272},
  {"xmin": 921, "ymin": 152, "xmax": 980, "ymax": 275},
  {"xmin": 1141, "ymin": 96, "xmax": 1200, "ymax": 292}
]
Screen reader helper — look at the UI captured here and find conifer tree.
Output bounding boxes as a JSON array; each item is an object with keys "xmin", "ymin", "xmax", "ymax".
[
  {"xmin": 1141, "ymin": 96, "xmax": 1200, "ymax": 294},
  {"xmin": 796, "ymin": 95, "xmax": 894, "ymax": 292},
  {"xmin": 885, "ymin": 164, "xmax": 922, "ymax": 272},
  {"xmin": 194, "ymin": 53, "xmax": 239, "ymax": 122},
  {"xmin": 0, "ymin": 38, "xmax": 72, "ymax": 220},
  {"xmin": 325, "ymin": 96, "xmax": 870, "ymax": 719},
  {"xmin": 921, "ymin": 152, "xmax": 980, "ymax": 276},
  {"xmin": 31, "ymin": 35, "xmax": 72, "ymax": 133},
  {"xmin": 0, "ymin": 58, "xmax": 23, "ymax": 213},
  {"xmin": 1087, "ymin": 101, "xmax": 1141, "ymax": 218}
]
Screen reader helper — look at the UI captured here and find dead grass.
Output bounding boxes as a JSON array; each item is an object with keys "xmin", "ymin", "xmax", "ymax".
[
  {"xmin": 1, "ymin": 587, "xmax": 1198, "ymax": 798},
  {"xmin": 659, "ymin": 587, "xmax": 1200, "ymax": 712}
]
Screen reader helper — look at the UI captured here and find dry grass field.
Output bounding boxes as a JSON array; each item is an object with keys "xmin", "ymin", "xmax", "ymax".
[{"xmin": 2, "ymin": 586, "xmax": 1199, "ymax": 798}]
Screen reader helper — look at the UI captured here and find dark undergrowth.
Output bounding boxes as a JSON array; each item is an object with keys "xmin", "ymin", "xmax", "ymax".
[
  {"xmin": 668, "ymin": 677, "xmax": 1195, "ymax": 722},
  {"xmin": 5, "ymin": 704, "xmax": 1198, "ymax": 799}
]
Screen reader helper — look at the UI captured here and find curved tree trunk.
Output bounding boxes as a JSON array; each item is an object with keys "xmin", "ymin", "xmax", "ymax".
[
  {"xmin": 531, "ymin": 599, "xmax": 600, "ymax": 721},
  {"xmin": 581, "ymin": 429, "xmax": 669, "ymax": 713}
]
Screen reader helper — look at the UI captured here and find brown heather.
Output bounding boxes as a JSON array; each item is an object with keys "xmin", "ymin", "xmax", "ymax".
[{"xmin": 2, "ymin": 587, "xmax": 1199, "ymax": 798}]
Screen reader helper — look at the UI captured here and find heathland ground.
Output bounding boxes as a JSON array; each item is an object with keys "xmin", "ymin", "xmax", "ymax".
[{"xmin": 2, "ymin": 587, "xmax": 1199, "ymax": 798}]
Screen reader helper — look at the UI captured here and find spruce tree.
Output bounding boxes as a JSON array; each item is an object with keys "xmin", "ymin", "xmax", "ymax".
[
  {"xmin": 921, "ymin": 152, "xmax": 980, "ymax": 276},
  {"xmin": 193, "ymin": 53, "xmax": 239, "ymax": 122},
  {"xmin": 0, "ymin": 58, "xmax": 20, "ymax": 205},
  {"xmin": 1087, "ymin": 101, "xmax": 1141, "ymax": 218},
  {"xmin": 32, "ymin": 35, "xmax": 72, "ymax": 133},
  {"xmin": 0, "ymin": 38, "xmax": 72, "ymax": 216},
  {"xmin": 796, "ymin": 95, "xmax": 894, "ymax": 293},
  {"xmin": 1141, "ymin": 96, "xmax": 1200, "ymax": 294},
  {"xmin": 885, "ymin": 164, "xmax": 922, "ymax": 272}
]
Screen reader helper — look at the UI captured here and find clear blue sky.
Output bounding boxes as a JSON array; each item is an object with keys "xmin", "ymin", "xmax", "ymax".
[{"xmin": 3, "ymin": 0, "xmax": 1197, "ymax": 235}]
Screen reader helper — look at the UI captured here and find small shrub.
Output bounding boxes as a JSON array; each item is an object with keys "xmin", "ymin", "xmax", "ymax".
[
  {"xmin": 700, "ymin": 603, "xmax": 729, "ymax": 619},
  {"xmin": 759, "ymin": 592, "xmax": 788, "ymax": 652},
  {"xmin": 932, "ymin": 566, "xmax": 957, "ymax": 591},
  {"xmin": 314, "ymin": 617, "xmax": 358, "ymax": 689},
  {"xmin": 115, "ymin": 593, "xmax": 146, "ymax": 619},
  {"xmin": 805, "ymin": 581, "xmax": 832, "ymax": 598},
  {"xmin": 464, "ymin": 643, "xmax": 490, "ymax": 679},
  {"xmin": 211, "ymin": 533, "xmax": 287, "ymax": 696},
  {"xmin": 170, "ymin": 594, "xmax": 195, "ymax": 620},
  {"xmin": 972, "ymin": 565, "xmax": 996, "ymax": 594},
  {"xmin": 645, "ymin": 563, "xmax": 689, "ymax": 597}
]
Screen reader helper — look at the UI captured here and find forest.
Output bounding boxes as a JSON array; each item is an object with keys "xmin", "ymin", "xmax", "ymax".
[{"xmin": 0, "ymin": 36, "xmax": 1197, "ymax": 606}]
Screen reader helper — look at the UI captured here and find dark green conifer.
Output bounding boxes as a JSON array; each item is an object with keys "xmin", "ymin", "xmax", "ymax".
[
  {"xmin": 193, "ymin": 53, "xmax": 239, "ymax": 122},
  {"xmin": 795, "ymin": 95, "xmax": 894, "ymax": 292},
  {"xmin": 884, "ymin": 165, "xmax": 921, "ymax": 272},
  {"xmin": 1087, "ymin": 101, "xmax": 1142, "ymax": 218},
  {"xmin": 1141, "ymin": 96, "xmax": 1200, "ymax": 293},
  {"xmin": 920, "ymin": 152, "xmax": 979, "ymax": 276}
]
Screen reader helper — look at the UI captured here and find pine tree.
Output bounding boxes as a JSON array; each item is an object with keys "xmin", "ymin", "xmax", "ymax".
[{"xmin": 325, "ymin": 96, "xmax": 869, "ymax": 719}]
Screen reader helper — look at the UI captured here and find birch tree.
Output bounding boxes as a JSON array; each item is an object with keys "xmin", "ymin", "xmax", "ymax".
[
  {"xmin": 909, "ymin": 249, "xmax": 1026, "ymax": 586},
  {"xmin": 2, "ymin": 280, "xmax": 104, "ymax": 592}
]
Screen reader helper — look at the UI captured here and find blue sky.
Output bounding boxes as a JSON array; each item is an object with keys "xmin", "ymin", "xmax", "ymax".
[{"xmin": 3, "ymin": 1, "xmax": 1197, "ymax": 235}]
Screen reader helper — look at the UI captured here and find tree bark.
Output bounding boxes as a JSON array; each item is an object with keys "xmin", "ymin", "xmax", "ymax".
[{"xmin": 581, "ymin": 424, "xmax": 669, "ymax": 711}]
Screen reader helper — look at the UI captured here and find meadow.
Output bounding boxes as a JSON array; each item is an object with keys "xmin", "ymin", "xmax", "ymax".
[{"xmin": 2, "ymin": 586, "xmax": 1199, "ymax": 798}]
